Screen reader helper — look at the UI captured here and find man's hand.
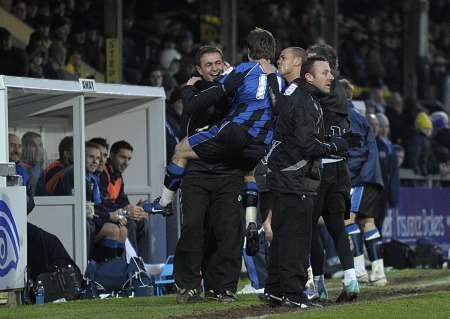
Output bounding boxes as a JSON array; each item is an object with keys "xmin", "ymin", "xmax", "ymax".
[
  {"xmin": 222, "ymin": 69, "xmax": 249, "ymax": 95},
  {"xmin": 329, "ymin": 135, "xmax": 349, "ymax": 157},
  {"xmin": 258, "ymin": 58, "xmax": 276, "ymax": 75},
  {"xmin": 186, "ymin": 76, "xmax": 202, "ymax": 86},
  {"xmin": 109, "ymin": 210, "xmax": 128, "ymax": 226},
  {"xmin": 342, "ymin": 131, "xmax": 363, "ymax": 148},
  {"xmin": 126, "ymin": 204, "xmax": 147, "ymax": 221}
]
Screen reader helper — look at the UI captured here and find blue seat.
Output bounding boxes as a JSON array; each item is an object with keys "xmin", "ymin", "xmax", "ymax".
[{"xmin": 155, "ymin": 255, "xmax": 175, "ymax": 296}]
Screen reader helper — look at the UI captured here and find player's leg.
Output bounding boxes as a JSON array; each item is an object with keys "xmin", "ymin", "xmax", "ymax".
[
  {"xmin": 345, "ymin": 186, "xmax": 368, "ymax": 283},
  {"xmin": 243, "ymin": 171, "xmax": 259, "ymax": 256},
  {"xmin": 359, "ymin": 216, "xmax": 387, "ymax": 286}
]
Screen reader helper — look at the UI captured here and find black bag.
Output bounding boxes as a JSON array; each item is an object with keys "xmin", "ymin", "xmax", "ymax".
[
  {"xmin": 382, "ymin": 240, "xmax": 415, "ymax": 269},
  {"xmin": 414, "ymin": 238, "xmax": 444, "ymax": 269},
  {"xmin": 35, "ymin": 261, "xmax": 83, "ymax": 302}
]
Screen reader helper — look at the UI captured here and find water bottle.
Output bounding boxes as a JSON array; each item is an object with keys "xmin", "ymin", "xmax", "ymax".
[{"xmin": 35, "ymin": 281, "xmax": 45, "ymax": 305}]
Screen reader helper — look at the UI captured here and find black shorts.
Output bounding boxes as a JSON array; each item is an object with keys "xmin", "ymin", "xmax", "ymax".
[
  {"xmin": 350, "ymin": 184, "xmax": 381, "ymax": 218},
  {"xmin": 313, "ymin": 161, "xmax": 351, "ymax": 220},
  {"xmin": 188, "ymin": 121, "xmax": 266, "ymax": 171}
]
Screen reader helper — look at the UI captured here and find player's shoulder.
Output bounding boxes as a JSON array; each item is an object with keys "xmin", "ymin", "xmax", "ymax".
[{"xmin": 235, "ymin": 61, "xmax": 261, "ymax": 76}]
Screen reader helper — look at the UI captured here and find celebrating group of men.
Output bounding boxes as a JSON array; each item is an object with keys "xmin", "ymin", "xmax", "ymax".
[{"xmin": 148, "ymin": 27, "xmax": 387, "ymax": 308}]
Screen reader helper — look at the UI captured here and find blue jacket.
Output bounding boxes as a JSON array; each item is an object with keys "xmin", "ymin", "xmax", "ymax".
[
  {"xmin": 347, "ymin": 102, "xmax": 383, "ymax": 188},
  {"xmin": 376, "ymin": 136, "xmax": 399, "ymax": 207}
]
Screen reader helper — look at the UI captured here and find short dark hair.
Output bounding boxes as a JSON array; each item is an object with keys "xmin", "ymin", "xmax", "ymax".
[
  {"xmin": 300, "ymin": 56, "xmax": 329, "ymax": 79},
  {"xmin": 58, "ymin": 136, "xmax": 73, "ymax": 160},
  {"xmin": 285, "ymin": 47, "xmax": 307, "ymax": 61},
  {"xmin": 194, "ymin": 45, "xmax": 223, "ymax": 66},
  {"xmin": 247, "ymin": 27, "xmax": 276, "ymax": 61},
  {"xmin": 88, "ymin": 137, "xmax": 109, "ymax": 150},
  {"xmin": 110, "ymin": 140, "xmax": 133, "ymax": 154},
  {"xmin": 306, "ymin": 43, "xmax": 337, "ymax": 72}
]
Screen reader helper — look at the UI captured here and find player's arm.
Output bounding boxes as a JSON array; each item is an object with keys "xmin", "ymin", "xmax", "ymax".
[
  {"xmin": 267, "ymin": 73, "xmax": 286, "ymax": 115},
  {"xmin": 181, "ymin": 83, "xmax": 226, "ymax": 116},
  {"xmin": 293, "ymin": 98, "xmax": 347, "ymax": 158}
]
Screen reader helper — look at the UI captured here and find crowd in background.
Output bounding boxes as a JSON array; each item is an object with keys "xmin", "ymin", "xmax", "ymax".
[{"xmin": 0, "ymin": 0, "xmax": 449, "ymax": 182}]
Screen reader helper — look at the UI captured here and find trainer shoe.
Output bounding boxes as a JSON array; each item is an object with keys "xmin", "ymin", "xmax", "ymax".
[
  {"xmin": 336, "ymin": 280, "xmax": 359, "ymax": 303},
  {"xmin": 142, "ymin": 197, "xmax": 173, "ymax": 217},
  {"xmin": 245, "ymin": 222, "xmax": 259, "ymax": 256},
  {"xmin": 304, "ymin": 280, "xmax": 319, "ymax": 301},
  {"xmin": 238, "ymin": 283, "xmax": 264, "ymax": 295},
  {"xmin": 313, "ymin": 276, "xmax": 329, "ymax": 301},
  {"xmin": 176, "ymin": 288, "xmax": 202, "ymax": 304}
]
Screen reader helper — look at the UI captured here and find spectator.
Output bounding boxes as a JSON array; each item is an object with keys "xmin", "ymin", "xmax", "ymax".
[
  {"xmin": 404, "ymin": 112, "xmax": 434, "ymax": 176},
  {"xmin": 0, "ymin": 27, "xmax": 28, "ymax": 76},
  {"xmin": 66, "ymin": 50, "xmax": 83, "ymax": 79},
  {"xmin": 370, "ymin": 113, "xmax": 400, "ymax": 233},
  {"xmin": 385, "ymin": 92, "xmax": 403, "ymax": 144},
  {"xmin": 12, "ymin": 0, "xmax": 27, "ymax": 21},
  {"xmin": 51, "ymin": 16, "xmax": 71, "ymax": 45},
  {"xmin": 25, "ymin": 0, "xmax": 39, "ymax": 26},
  {"xmin": 44, "ymin": 41, "xmax": 76, "ymax": 80},
  {"xmin": 159, "ymin": 37, "xmax": 181, "ymax": 70},
  {"xmin": 36, "ymin": 136, "xmax": 73, "ymax": 196},
  {"xmin": 9, "ymin": 133, "xmax": 29, "ymax": 187},
  {"xmin": 34, "ymin": 14, "xmax": 51, "ymax": 37},
  {"xmin": 19, "ymin": 131, "xmax": 45, "ymax": 195},
  {"xmin": 393, "ymin": 144, "xmax": 405, "ymax": 168}
]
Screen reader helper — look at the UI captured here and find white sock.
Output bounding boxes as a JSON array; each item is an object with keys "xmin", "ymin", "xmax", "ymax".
[
  {"xmin": 307, "ymin": 266, "xmax": 314, "ymax": 282},
  {"xmin": 245, "ymin": 207, "xmax": 257, "ymax": 227},
  {"xmin": 313, "ymin": 275, "xmax": 323, "ymax": 283},
  {"xmin": 160, "ymin": 186, "xmax": 175, "ymax": 207},
  {"xmin": 343, "ymin": 268, "xmax": 357, "ymax": 286},
  {"xmin": 354, "ymin": 255, "xmax": 366, "ymax": 275}
]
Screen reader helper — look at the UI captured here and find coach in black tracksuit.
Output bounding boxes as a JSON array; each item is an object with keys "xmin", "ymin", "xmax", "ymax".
[
  {"xmin": 173, "ymin": 46, "xmax": 246, "ymax": 303},
  {"xmin": 264, "ymin": 57, "xmax": 351, "ymax": 306}
]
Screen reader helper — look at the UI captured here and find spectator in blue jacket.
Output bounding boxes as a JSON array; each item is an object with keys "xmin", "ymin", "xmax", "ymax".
[
  {"xmin": 370, "ymin": 113, "xmax": 400, "ymax": 233},
  {"xmin": 342, "ymin": 81, "xmax": 386, "ymax": 286}
]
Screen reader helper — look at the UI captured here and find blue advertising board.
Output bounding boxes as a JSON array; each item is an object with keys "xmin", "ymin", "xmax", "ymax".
[{"xmin": 382, "ymin": 187, "xmax": 450, "ymax": 256}]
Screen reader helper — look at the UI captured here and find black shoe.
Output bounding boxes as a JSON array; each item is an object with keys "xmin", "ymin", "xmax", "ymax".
[
  {"xmin": 245, "ymin": 222, "xmax": 259, "ymax": 256},
  {"xmin": 176, "ymin": 288, "xmax": 203, "ymax": 304},
  {"xmin": 205, "ymin": 290, "xmax": 238, "ymax": 302},
  {"xmin": 258, "ymin": 292, "xmax": 283, "ymax": 307}
]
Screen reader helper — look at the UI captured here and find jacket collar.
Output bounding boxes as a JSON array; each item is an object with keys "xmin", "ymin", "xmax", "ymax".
[{"xmin": 298, "ymin": 79, "xmax": 328, "ymax": 99}]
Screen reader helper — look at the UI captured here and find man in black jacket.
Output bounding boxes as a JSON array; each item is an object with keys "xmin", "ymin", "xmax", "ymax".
[
  {"xmin": 174, "ymin": 46, "xmax": 246, "ymax": 303},
  {"xmin": 263, "ymin": 56, "xmax": 354, "ymax": 308},
  {"xmin": 306, "ymin": 44, "xmax": 360, "ymax": 302}
]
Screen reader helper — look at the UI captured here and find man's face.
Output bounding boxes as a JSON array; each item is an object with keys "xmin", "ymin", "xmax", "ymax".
[
  {"xmin": 368, "ymin": 114, "xmax": 380, "ymax": 137},
  {"xmin": 196, "ymin": 52, "xmax": 224, "ymax": 82},
  {"xmin": 396, "ymin": 150, "xmax": 405, "ymax": 167},
  {"xmin": 277, "ymin": 49, "xmax": 301, "ymax": 78},
  {"xmin": 110, "ymin": 148, "xmax": 132, "ymax": 174},
  {"xmin": 29, "ymin": 136, "xmax": 44, "ymax": 163},
  {"xmin": 149, "ymin": 70, "xmax": 163, "ymax": 87},
  {"xmin": 9, "ymin": 135, "xmax": 21, "ymax": 162},
  {"xmin": 85, "ymin": 147, "xmax": 100, "ymax": 173},
  {"xmin": 306, "ymin": 61, "xmax": 334, "ymax": 94},
  {"xmin": 97, "ymin": 145, "xmax": 108, "ymax": 172}
]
